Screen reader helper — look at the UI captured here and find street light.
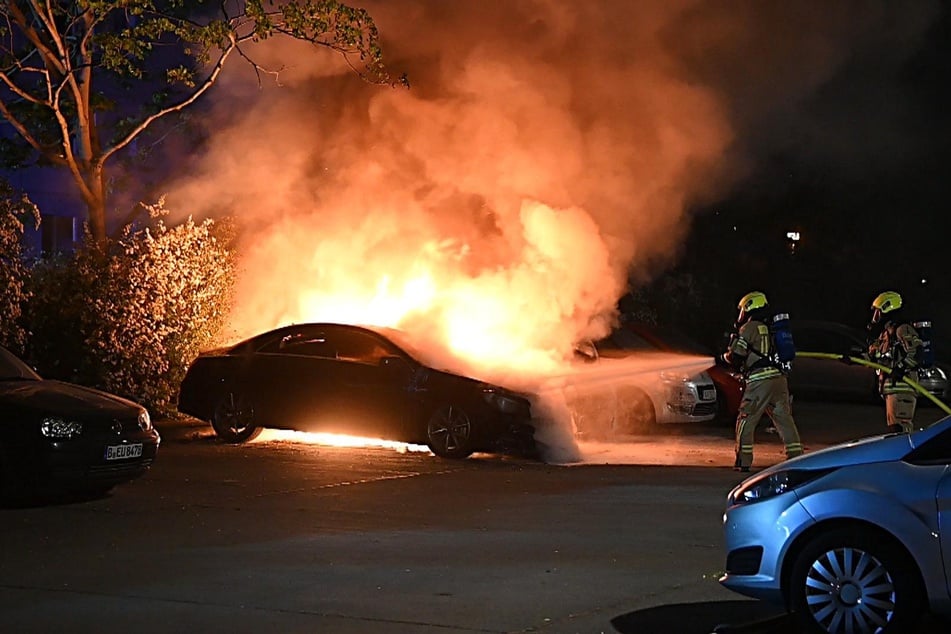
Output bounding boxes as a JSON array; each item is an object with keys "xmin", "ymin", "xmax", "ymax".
[{"xmin": 786, "ymin": 231, "xmax": 800, "ymax": 255}]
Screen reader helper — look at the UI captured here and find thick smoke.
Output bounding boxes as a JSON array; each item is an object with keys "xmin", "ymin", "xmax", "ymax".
[
  {"xmin": 164, "ymin": 0, "xmax": 941, "ymax": 461},
  {"xmin": 167, "ymin": 1, "xmax": 734, "ymax": 364}
]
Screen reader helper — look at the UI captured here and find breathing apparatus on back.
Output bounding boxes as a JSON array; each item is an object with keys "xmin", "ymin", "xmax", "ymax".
[{"xmin": 725, "ymin": 291, "xmax": 796, "ymax": 374}]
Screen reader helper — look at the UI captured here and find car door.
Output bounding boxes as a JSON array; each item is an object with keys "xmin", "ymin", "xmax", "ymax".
[
  {"xmin": 243, "ymin": 326, "xmax": 341, "ymax": 430},
  {"xmin": 789, "ymin": 325, "xmax": 877, "ymax": 400},
  {"xmin": 939, "ymin": 466, "xmax": 951, "ymax": 596},
  {"xmin": 314, "ymin": 326, "xmax": 416, "ymax": 441}
]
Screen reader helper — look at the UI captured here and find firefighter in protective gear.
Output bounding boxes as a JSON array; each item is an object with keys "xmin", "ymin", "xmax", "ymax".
[
  {"xmin": 721, "ymin": 291, "xmax": 803, "ymax": 471},
  {"xmin": 867, "ymin": 291, "xmax": 922, "ymax": 433}
]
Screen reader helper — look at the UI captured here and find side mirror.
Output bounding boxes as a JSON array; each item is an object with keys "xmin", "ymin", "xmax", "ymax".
[{"xmin": 573, "ymin": 340, "xmax": 599, "ymax": 363}]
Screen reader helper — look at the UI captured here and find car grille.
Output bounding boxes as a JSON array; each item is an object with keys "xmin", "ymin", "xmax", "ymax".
[
  {"xmin": 88, "ymin": 458, "xmax": 153, "ymax": 478},
  {"xmin": 691, "ymin": 402, "xmax": 718, "ymax": 416},
  {"xmin": 725, "ymin": 546, "xmax": 763, "ymax": 576}
]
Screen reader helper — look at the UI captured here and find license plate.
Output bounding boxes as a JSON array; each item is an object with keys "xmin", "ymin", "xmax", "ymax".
[{"xmin": 105, "ymin": 443, "xmax": 143, "ymax": 460}]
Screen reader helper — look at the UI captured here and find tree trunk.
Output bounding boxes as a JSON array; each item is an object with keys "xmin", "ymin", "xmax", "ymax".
[{"xmin": 79, "ymin": 165, "xmax": 108, "ymax": 245}]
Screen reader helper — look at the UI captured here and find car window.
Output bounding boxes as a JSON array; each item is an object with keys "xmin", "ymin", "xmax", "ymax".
[
  {"xmin": 905, "ymin": 425, "xmax": 951, "ymax": 465},
  {"xmin": 258, "ymin": 328, "xmax": 337, "ymax": 358},
  {"xmin": 793, "ymin": 328, "xmax": 848, "ymax": 352},
  {"xmin": 334, "ymin": 330, "xmax": 398, "ymax": 365},
  {"xmin": 609, "ymin": 328, "xmax": 656, "ymax": 351},
  {"xmin": 641, "ymin": 325, "xmax": 713, "ymax": 355}
]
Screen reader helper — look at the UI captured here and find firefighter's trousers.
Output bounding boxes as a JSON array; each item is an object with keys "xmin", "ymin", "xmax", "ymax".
[
  {"xmin": 735, "ymin": 375, "xmax": 802, "ymax": 470},
  {"xmin": 884, "ymin": 392, "xmax": 917, "ymax": 432}
]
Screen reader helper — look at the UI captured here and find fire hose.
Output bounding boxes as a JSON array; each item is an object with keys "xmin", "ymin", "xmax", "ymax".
[{"xmin": 797, "ymin": 351, "xmax": 951, "ymax": 416}]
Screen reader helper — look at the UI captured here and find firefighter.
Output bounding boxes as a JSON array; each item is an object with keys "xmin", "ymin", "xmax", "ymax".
[
  {"xmin": 721, "ymin": 291, "xmax": 803, "ymax": 472},
  {"xmin": 867, "ymin": 291, "xmax": 922, "ymax": 433}
]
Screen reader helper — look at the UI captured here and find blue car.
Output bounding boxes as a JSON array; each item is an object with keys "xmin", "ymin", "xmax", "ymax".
[{"xmin": 720, "ymin": 417, "xmax": 951, "ymax": 634}]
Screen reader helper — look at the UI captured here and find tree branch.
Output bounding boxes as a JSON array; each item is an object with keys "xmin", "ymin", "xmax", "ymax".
[{"xmin": 100, "ymin": 35, "xmax": 239, "ymax": 166}]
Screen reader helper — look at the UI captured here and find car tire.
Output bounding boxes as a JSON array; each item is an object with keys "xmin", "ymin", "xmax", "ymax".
[
  {"xmin": 211, "ymin": 392, "xmax": 262, "ymax": 443},
  {"xmin": 789, "ymin": 527, "xmax": 923, "ymax": 634},
  {"xmin": 614, "ymin": 387, "xmax": 656, "ymax": 434},
  {"xmin": 426, "ymin": 404, "xmax": 474, "ymax": 459}
]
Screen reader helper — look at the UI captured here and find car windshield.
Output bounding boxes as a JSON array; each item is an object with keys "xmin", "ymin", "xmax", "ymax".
[
  {"xmin": 612, "ymin": 324, "xmax": 713, "ymax": 355},
  {"xmin": 366, "ymin": 326, "xmax": 424, "ymax": 362},
  {"xmin": 0, "ymin": 346, "xmax": 41, "ymax": 381}
]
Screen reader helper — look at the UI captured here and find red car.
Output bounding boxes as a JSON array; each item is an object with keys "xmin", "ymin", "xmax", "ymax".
[{"xmin": 619, "ymin": 321, "xmax": 743, "ymax": 421}]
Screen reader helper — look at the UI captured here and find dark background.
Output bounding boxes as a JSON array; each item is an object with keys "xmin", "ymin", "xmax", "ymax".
[{"xmin": 648, "ymin": 1, "xmax": 950, "ymax": 353}]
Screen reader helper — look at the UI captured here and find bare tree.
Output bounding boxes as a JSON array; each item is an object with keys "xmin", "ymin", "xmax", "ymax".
[{"xmin": 0, "ymin": 1, "xmax": 402, "ymax": 244}]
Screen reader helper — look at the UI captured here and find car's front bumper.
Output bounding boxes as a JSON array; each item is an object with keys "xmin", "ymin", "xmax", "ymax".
[
  {"xmin": 658, "ymin": 381, "xmax": 718, "ymax": 422},
  {"xmin": 4, "ymin": 429, "xmax": 161, "ymax": 491},
  {"xmin": 719, "ymin": 491, "xmax": 815, "ymax": 604}
]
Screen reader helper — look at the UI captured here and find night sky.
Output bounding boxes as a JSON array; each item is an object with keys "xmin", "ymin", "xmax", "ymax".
[{"xmin": 665, "ymin": 0, "xmax": 951, "ymax": 349}]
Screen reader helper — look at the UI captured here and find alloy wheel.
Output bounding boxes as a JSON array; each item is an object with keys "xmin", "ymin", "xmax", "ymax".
[{"xmin": 427, "ymin": 405, "xmax": 473, "ymax": 459}]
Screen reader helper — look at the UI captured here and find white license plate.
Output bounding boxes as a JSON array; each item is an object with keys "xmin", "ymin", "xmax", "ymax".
[{"xmin": 105, "ymin": 443, "xmax": 143, "ymax": 460}]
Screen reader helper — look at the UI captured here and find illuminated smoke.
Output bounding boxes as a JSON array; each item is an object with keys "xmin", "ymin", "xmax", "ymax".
[
  {"xmin": 165, "ymin": 1, "xmax": 944, "ymax": 460},
  {"xmin": 168, "ymin": 1, "xmax": 731, "ymax": 347}
]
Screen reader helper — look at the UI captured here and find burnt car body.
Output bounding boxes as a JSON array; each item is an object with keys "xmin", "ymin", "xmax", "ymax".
[
  {"xmin": 177, "ymin": 323, "xmax": 536, "ymax": 459},
  {"xmin": 0, "ymin": 346, "xmax": 160, "ymax": 501}
]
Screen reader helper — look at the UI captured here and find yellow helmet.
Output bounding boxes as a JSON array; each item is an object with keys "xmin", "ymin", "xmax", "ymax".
[
  {"xmin": 737, "ymin": 291, "xmax": 768, "ymax": 313},
  {"xmin": 871, "ymin": 291, "xmax": 902, "ymax": 314}
]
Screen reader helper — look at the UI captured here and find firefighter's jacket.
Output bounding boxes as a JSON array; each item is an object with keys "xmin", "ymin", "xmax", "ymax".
[
  {"xmin": 725, "ymin": 319, "xmax": 782, "ymax": 383},
  {"xmin": 869, "ymin": 321, "xmax": 922, "ymax": 394}
]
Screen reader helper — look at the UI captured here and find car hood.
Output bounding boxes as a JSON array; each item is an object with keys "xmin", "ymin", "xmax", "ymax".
[
  {"xmin": 0, "ymin": 379, "xmax": 142, "ymax": 417},
  {"xmin": 756, "ymin": 415, "xmax": 951, "ymax": 474}
]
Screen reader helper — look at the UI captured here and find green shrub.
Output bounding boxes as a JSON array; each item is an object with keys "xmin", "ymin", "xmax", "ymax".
[
  {"xmin": 25, "ymin": 201, "xmax": 235, "ymax": 415},
  {"xmin": 0, "ymin": 179, "xmax": 39, "ymax": 353}
]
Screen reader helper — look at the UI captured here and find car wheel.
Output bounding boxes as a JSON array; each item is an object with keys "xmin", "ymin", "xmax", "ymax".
[
  {"xmin": 614, "ymin": 387, "xmax": 656, "ymax": 434},
  {"xmin": 211, "ymin": 392, "xmax": 262, "ymax": 443},
  {"xmin": 426, "ymin": 404, "xmax": 474, "ymax": 459},
  {"xmin": 789, "ymin": 528, "xmax": 923, "ymax": 634}
]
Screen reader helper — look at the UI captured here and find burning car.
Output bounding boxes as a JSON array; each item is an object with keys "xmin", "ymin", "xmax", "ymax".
[
  {"xmin": 0, "ymin": 345, "xmax": 159, "ymax": 502},
  {"xmin": 177, "ymin": 323, "xmax": 536, "ymax": 459}
]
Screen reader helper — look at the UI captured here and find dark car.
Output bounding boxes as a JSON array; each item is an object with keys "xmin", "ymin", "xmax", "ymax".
[
  {"xmin": 789, "ymin": 320, "xmax": 949, "ymax": 404},
  {"xmin": 177, "ymin": 323, "xmax": 536, "ymax": 459},
  {"xmin": 0, "ymin": 345, "xmax": 160, "ymax": 502}
]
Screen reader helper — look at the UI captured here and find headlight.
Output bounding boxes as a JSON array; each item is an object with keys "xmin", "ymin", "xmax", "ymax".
[
  {"xmin": 40, "ymin": 417, "xmax": 83, "ymax": 439},
  {"xmin": 731, "ymin": 469, "xmax": 834, "ymax": 506},
  {"xmin": 138, "ymin": 409, "xmax": 152, "ymax": 431},
  {"xmin": 482, "ymin": 388, "xmax": 524, "ymax": 414},
  {"xmin": 918, "ymin": 366, "xmax": 946, "ymax": 380}
]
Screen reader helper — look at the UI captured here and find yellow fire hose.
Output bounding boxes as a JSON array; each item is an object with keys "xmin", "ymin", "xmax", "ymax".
[{"xmin": 797, "ymin": 351, "xmax": 951, "ymax": 415}]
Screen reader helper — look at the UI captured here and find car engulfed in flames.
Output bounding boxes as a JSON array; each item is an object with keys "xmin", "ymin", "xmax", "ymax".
[{"xmin": 177, "ymin": 322, "xmax": 536, "ymax": 459}]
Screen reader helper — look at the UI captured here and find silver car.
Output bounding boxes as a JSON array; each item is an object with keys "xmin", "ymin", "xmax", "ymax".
[
  {"xmin": 720, "ymin": 417, "xmax": 951, "ymax": 634},
  {"xmin": 569, "ymin": 330, "xmax": 718, "ymax": 437}
]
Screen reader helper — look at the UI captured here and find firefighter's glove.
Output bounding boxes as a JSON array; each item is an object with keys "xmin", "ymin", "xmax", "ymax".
[
  {"xmin": 839, "ymin": 353, "xmax": 854, "ymax": 365},
  {"xmin": 715, "ymin": 353, "xmax": 730, "ymax": 368}
]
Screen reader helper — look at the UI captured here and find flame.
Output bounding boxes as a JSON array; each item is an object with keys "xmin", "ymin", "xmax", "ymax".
[
  {"xmin": 166, "ymin": 3, "xmax": 741, "ymax": 462},
  {"xmin": 254, "ymin": 429, "xmax": 431, "ymax": 453}
]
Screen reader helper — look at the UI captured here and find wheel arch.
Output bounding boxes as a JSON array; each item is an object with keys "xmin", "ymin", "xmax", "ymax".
[{"xmin": 779, "ymin": 518, "xmax": 926, "ymax": 611}]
